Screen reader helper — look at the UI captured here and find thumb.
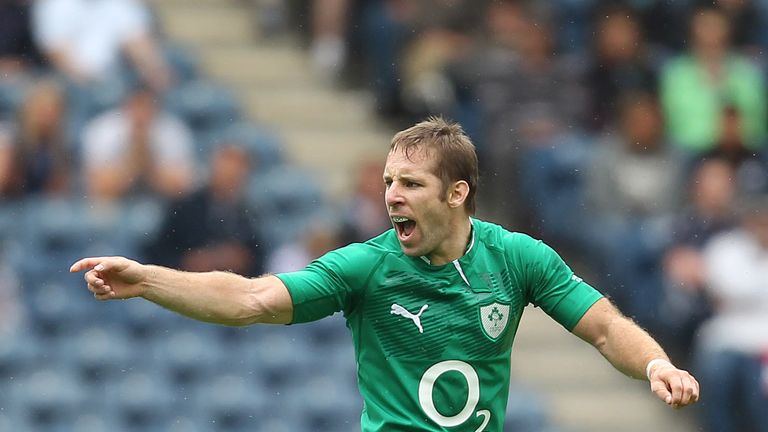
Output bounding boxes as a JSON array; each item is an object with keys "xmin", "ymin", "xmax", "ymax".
[{"xmin": 650, "ymin": 378, "xmax": 673, "ymax": 405}]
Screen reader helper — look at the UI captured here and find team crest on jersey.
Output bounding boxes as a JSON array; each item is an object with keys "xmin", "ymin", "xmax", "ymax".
[{"xmin": 479, "ymin": 302, "xmax": 510, "ymax": 341}]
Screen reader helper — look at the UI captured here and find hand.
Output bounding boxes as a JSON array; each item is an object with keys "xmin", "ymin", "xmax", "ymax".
[
  {"xmin": 69, "ymin": 256, "xmax": 148, "ymax": 300},
  {"xmin": 648, "ymin": 361, "xmax": 700, "ymax": 408}
]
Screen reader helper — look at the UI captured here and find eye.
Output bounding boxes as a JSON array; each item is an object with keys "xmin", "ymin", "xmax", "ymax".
[
  {"xmin": 405, "ymin": 181, "xmax": 420, "ymax": 188},
  {"xmin": 384, "ymin": 179, "xmax": 392, "ymax": 188}
]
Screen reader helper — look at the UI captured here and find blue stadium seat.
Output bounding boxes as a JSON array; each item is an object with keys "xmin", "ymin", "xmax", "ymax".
[
  {"xmin": 504, "ymin": 384, "xmax": 551, "ymax": 432},
  {"xmin": 246, "ymin": 166, "xmax": 327, "ymax": 246},
  {"xmin": 202, "ymin": 121, "xmax": 285, "ymax": 168},
  {"xmin": 164, "ymin": 80, "xmax": 241, "ymax": 135},
  {"xmin": 65, "ymin": 326, "xmax": 135, "ymax": 389},
  {"xmin": 13, "ymin": 367, "xmax": 87, "ymax": 431},
  {"xmin": 194, "ymin": 373, "xmax": 269, "ymax": 432},
  {"xmin": 162, "ymin": 42, "xmax": 201, "ymax": 84},
  {"xmin": 109, "ymin": 370, "xmax": 173, "ymax": 431},
  {"xmin": 0, "ymin": 79, "xmax": 26, "ymax": 118},
  {"xmin": 154, "ymin": 329, "xmax": 221, "ymax": 387}
]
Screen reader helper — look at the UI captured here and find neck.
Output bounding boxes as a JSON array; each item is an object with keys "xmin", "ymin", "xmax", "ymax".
[{"xmin": 427, "ymin": 216, "xmax": 473, "ymax": 266}]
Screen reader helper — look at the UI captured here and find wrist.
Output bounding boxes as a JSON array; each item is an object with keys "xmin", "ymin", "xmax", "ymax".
[{"xmin": 646, "ymin": 358, "xmax": 673, "ymax": 380}]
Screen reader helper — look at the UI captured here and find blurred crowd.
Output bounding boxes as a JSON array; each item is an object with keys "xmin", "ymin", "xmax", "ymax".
[
  {"xmin": 286, "ymin": 0, "xmax": 768, "ymax": 430},
  {"xmin": 0, "ymin": 0, "xmax": 767, "ymax": 431}
]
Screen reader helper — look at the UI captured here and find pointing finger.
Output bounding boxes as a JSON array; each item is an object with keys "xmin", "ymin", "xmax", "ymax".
[{"xmin": 70, "ymin": 257, "xmax": 106, "ymax": 273}]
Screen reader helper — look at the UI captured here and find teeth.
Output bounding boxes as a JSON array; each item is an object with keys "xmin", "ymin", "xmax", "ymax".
[{"xmin": 392, "ymin": 216, "xmax": 410, "ymax": 223}]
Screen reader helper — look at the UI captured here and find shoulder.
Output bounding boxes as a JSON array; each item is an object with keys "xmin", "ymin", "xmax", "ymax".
[{"xmin": 472, "ymin": 219, "xmax": 549, "ymax": 262}]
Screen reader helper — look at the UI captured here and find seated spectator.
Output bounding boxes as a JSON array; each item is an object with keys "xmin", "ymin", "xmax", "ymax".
[
  {"xmin": 267, "ymin": 221, "xmax": 341, "ymax": 273},
  {"xmin": 32, "ymin": 0, "xmax": 171, "ymax": 91},
  {"xmin": 658, "ymin": 158, "xmax": 738, "ymax": 365},
  {"xmin": 660, "ymin": 5, "xmax": 766, "ymax": 152},
  {"xmin": 702, "ymin": 105, "xmax": 768, "ymax": 195},
  {"xmin": 584, "ymin": 92, "xmax": 683, "ymax": 326},
  {"xmin": 585, "ymin": 4, "xmax": 658, "ymax": 132},
  {"xmin": 586, "ymin": 92, "xmax": 682, "ymax": 224},
  {"xmin": 694, "ymin": 194, "xmax": 768, "ymax": 432},
  {"xmin": 145, "ymin": 141, "xmax": 264, "ymax": 277},
  {"xmin": 449, "ymin": 3, "xmax": 586, "ymax": 227},
  {"xmin": 0, "ymin": 78, "xmax": 72, "ymax": 198},
  {"xmin": 340, "ymin": 159, "xmax": 391, "ymax": 245},
  {"xmin": 81, "ymin": 85, "xmax": 195, "ymax": 202}
]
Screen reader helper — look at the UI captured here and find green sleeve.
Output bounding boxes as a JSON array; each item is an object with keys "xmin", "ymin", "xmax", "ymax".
[
  {"xmin": 509, "ymin": 233, "xmax": 603, "ymax": 331},
  {"xmin": 275, "ymin": 243, "xmax": 381, "ymax": 324}
]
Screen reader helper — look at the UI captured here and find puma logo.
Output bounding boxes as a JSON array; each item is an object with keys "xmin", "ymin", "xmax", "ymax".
[{"xmin": 390, "ymin": 303, "xmax": 429, "ymax": 333}]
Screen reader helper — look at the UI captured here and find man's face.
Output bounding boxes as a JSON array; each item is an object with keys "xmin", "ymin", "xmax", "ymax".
[{"xmin": 383, "ymin": 147, "xmax": 453, "ymax": 259}]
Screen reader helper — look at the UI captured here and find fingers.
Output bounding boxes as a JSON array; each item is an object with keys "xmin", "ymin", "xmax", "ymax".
[
  {"xmin": 651, "ymin": 368, "xmax": 701, "ymax": 408},
  {"xmin": 650, "ymin": 379, "xmax": 673, "ymax": 405},
  {"xmin": 84, "ymin": 270, "xmax": 115, "ymax": 298},
  {"xmin": 70, "ymin": 257, "xmax": 107, "ymax": 273},
  {"xmin": 71, "ymin": 256, "xmax": 127, "ymax": 274}
]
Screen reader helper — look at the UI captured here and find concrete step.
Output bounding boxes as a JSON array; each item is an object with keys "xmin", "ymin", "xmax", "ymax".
[
  {"xmin": 199, "ymin": 44, "xmax": 314, "ymax": 86},
  {"xmin": 279, "ymin": 128, "xmax": 390, "ymax": 196},
  {"xmin": 550, "ymin": 389, "xmax": 690, "ymax": 432},
  {"xmin": 241, "ymin": 87, "xmax": 378, "ymax": 130},
  {"xmin": 153, "ymin": 3, "xmax": 255, "ymax": 46}
]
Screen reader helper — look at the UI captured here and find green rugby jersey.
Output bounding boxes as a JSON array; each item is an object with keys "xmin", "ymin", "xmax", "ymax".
[{"xmin": 276, "ymin": 218, "xmax": 602, "ymax": 431}]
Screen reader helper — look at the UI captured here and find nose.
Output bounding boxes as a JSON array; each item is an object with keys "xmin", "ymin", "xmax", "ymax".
[{"xmin": 385, "ymin": 182, "xmax": 404, "ymax": 208}]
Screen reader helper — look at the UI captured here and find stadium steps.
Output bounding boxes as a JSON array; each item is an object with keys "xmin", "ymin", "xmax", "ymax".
[
  {"xmin": 149, "ymin": 0, "xmax": 390, "ymax": 198},
  {"xmin": 148, "ymin": 2, "xmax": 698, "ymax": 432},
  {"xmin": 513, "ymin": 306, "xmax": 696, "ymax": 432}
]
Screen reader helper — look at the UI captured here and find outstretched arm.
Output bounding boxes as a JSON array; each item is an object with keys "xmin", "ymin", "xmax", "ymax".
[
  {"xmin": 572, "ymin": 298, "xmax": 699, "ymax": 408},
  {"xmin": 70, "ymin": 257, "xmax": 293, "ymax": 326}
]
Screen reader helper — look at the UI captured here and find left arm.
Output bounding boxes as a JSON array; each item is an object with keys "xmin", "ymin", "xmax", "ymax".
[{"xmin": 572, "ymin": 298, "xmax": 700, "ymax": 408}]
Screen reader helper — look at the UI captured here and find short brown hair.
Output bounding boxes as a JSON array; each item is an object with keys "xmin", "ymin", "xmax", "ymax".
[{"xmin": 390, "ymin": 116, "xmax": 479, "ymax": 214}]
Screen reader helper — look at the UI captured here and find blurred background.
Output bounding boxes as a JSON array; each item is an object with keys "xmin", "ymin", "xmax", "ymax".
[{"xmin": 0, "ymin": 0, "xmax": 767, "ymax": 431}]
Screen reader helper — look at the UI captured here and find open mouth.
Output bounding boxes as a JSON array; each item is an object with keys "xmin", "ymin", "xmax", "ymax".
[{"xmin": 392, "ymin": 216, "xmax": 416, "ymax": 241}]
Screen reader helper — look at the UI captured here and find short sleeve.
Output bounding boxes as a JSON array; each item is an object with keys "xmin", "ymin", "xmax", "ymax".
[
  {"xmin": 276, "ymin": 243, "xmax": 382, "ymax": 324},
  {"xmin": 509, "ymin": 233, "xmax": 603, "ymax": 331}
]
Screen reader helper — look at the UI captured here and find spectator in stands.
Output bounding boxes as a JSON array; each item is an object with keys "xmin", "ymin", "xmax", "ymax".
[
  {"xmin": 584, "ymin": 92, "xmax": 683, "ymax": 326},
  {"xmin": 340, "ymin": 158, "xmax": 391, "ymax": 245},
  {"xmin": 586, "ymin": 92, "xmax": 682, "ymax": 225},
  {"xmin": 658, "ymin": 158, "xmax": 737, "ymax": 365},
  {"xmin": 0, "ymin": 78, "xmax": 71, "ymax": 198},
  {"xmin": 81, "ymin": 84, "xmax": 195, "ymax": 202},
  {"xmin": 586, "ymin": 4, "xmax": 658, "ymax": 132},
  {"xmin": 694, "ymin": 194, "xmax": 768, "ymax": 432},
  {"xmin": 310, "ymin": 0, "xmax": 351, "ymax": 79},
  {"xmin": 146, "ymin": 140, "xmax": 264, "ymax": 277},
  {"xmin": 32, "ymin": 0, "xmax": 171, "ymax": 91},
  {"xmin": 0, "ymin": 0, "xmax": 44, "ymax": 78},
  {"xmin": 660, "ymin": 5, "xmax": 766, "ymax": 153},
  {"xmin": 711, "ymin": 0, "xmax": 766, "ymax": 51},
  {"xmin": 267, "ymin": 221, "xmax": 341, "ymax": 273},
  {"xmin": 449, "ymin": 2, "xmax": 586, "ymax": 227},
  {"xmin": 702, "ymin": 105, "xmax": 768, "ymax": 195}
]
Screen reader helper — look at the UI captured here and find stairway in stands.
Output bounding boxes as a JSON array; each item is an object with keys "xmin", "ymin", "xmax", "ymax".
[
  {"xmin": 151, "ymin": 0, "xmax": 391, "ymax": 198},
  {"xmin": 148, "ymin": 1, "xmax": 698, "ymax": 431}
]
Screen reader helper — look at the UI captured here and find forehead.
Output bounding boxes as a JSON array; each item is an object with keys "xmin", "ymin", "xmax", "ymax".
[{"xmin": 383, "ymin": 146, "xmax": 438, "ymax": 177}]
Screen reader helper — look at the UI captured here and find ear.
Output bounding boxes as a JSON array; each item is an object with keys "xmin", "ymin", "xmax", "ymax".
[{"xmin": 447, "ymin": 180, "xmax": 470, "ymax": 209}]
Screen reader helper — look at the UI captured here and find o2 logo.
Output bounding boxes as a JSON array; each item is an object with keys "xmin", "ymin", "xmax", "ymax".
[{"xmin": 418, "ymin": 360, "xmax": 491, "ymax": 431}]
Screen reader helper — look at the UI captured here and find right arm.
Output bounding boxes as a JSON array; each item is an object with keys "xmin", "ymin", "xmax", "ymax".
[{"xmin": 70, "ymin": 257, "xmax": 293, "ymax": 326}]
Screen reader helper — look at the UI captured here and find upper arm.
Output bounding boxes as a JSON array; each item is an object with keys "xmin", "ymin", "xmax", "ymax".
[
  {"xmin": 571, "ymin": 297, "xmax": 620, "ymax": 347},
  {"xmin": 276, "ymin": 243, "xmax": 379, "ymax": 324},
  {"xmin": 512, "ymin": 233, "xmax": 603, "ymax": 330},
  {"xmin": 248, "ymin": 275, "xmax": 294, "ymax": 325}
]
